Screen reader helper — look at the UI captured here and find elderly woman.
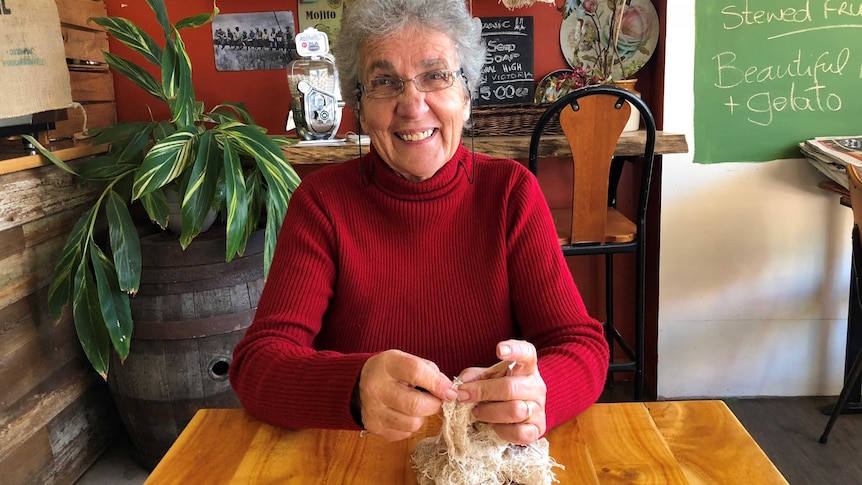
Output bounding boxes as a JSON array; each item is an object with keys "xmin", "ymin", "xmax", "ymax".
[{"xmin": 229, "ymin": 0, "xmax": 608, "ymax": 446}]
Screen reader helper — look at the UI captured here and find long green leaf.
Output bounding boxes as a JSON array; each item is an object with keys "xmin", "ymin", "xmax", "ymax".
[
  {"xmin": 103, "ymin": 52, "xmax": 165, "ymax": 101},
  {"xmin": 162, "ymin": 34, "xmax": 196, "ymax": 127},
  {"xmin": 88, "ymin": 16, "xmax": 162, "ymax": 66},
  {"xmin": 115, "ymin": 121, "xmax": 157, "ymax": 163},
  {"xmin": 180, "ymin": 130, "xmax": 221, "ymax": 247},
  {"xmin": 89, "ymin": 244, "xmax": 133, "ymax": 361},
  {"xmin": 220, "ymin": 123, "xmax": 300, "ymax": 201},
  {"xmin": 87, "ymin": 121, "xmax": 153, "ymax": 146},
  {"xmin": 141, "ymin": 189, "xmax": 170, "ymax": 229},
  {"xmin": 159, "ymin": 30, "xmax": 196, "ymax": 127},
  {"xmin": 210, "ymin": 102, "xmax": 255, "ymax": 124},
  {"xmin": 264, "ymin": 198, "xmax": 280, "ymax": 279},
  {"xmin": 73, "ymin": 259, "xmax": 111, "ymax": 379},
  {"xmin": 76, "ymin": 156, "xmax": 138, "ymax": 181},
  {"xmin": 153, "ymin": 120, "xmax": 176, "ymax": 142},
  {"xmin": 175, "ymin": 6, "xmax": 219, "ymax": 30},
  {"xmin": 48, "ymin": 209, "xmax": 93, "ymax": 321},
  {"xmin": 161, "ymin": 38, "xmax": 179, "ymax": 105},
  {"xmin": 205, "ymin": 110, "xmax": 241, "ymax": 125},
  {"xmin": 145, "ymin": 0, "xmax": 171, "ymax": 39},
  {"xmin": 244, "ymin": 169, "xmax": 263, "ymax": 254},
  {"xmin": 106, "ymin": 190, "xmax": 142, "ymax": 294},
  {"xmin": 271, "ymin": 135, "xmax": 298, "ymax": 148},
  {"xmin": 219, "ymin": 124, "xmax": 298, "ymax": 276},
  {"xmin": 132, "ymin": 128, "xmax": 198, "ymax": 200},
  {"xmin": 222, "ymin": 141, "xmax": 248, "ymax": 260},
  {"xmin": 21, "ymin": 135, "xmax": 78, "ymax": 175}
]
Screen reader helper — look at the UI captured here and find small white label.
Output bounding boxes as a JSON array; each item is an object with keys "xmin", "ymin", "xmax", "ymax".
[{"xmin": 295, "ymin": 27, "xmax": 330, "ymax": 57}]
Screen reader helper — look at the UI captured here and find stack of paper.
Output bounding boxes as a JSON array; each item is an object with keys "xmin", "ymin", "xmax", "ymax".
[{"xmin": 800, "ymin": 136, "xmax": 862, "ymax": 190}]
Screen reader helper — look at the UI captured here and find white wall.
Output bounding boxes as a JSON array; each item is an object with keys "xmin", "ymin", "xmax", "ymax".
[{"xmin": 658, "ymin": 0, "xmax": 852, "ymax": 398}]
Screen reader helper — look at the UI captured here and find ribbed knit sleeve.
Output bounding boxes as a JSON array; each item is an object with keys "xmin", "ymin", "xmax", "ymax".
[
  {"xmin": 229, "ymin": 146, "xmax": 608, "ymax": 433},
  {"xmin": 229, "ymin": 166, "xmax": 372, "ymax": 431}
]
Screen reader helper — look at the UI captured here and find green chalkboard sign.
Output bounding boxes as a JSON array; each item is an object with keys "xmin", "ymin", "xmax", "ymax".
[{"xmin": 694, "ymin": 1, "xmax": 862, "ymax": 163}]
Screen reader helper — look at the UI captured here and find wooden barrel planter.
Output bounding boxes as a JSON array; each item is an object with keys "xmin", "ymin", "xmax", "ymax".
[{"xmin": 108, "ymin": 229, "xmax": 265, "ymax": 470}]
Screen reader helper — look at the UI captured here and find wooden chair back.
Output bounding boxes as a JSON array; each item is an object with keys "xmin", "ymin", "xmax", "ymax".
[{"xmin": 558, "ymin": 94, "xmax": 630, "ymax": 243}]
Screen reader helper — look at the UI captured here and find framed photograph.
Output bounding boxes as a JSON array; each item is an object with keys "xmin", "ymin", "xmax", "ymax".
[{"xmin": 212, "ymin": 11, "xmax": 296, "ymax": 72}]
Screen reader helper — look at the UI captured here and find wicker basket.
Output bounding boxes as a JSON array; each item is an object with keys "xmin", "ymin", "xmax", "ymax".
[{"xmin": 467, "ymin": 103, "xmax": 562, "ymax": 136}]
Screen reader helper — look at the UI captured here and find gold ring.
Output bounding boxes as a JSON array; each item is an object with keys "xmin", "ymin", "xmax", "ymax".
[{"xmin": 521, "ymin": 400, "xmax": 533, "ymax": 424}]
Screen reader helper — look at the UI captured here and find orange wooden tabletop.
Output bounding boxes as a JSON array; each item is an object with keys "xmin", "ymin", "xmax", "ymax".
[{"xmin": 145, "ymin": 400, "xmax": 787, "ymax": 485}]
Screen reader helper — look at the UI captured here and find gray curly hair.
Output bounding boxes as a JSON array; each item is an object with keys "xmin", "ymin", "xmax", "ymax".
[{"xmin": 332, "ymin": 0, "xmax": 486, "ymax": 110}]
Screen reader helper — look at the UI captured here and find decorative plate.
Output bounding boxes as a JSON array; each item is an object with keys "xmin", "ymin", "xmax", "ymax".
[
  {"xmin": 559, "ymin": 0, "xmax": 659, "ymax": 81},
  {"xmin": 534, "ymin": 69, "xmax": 574, "ymax": 104}
]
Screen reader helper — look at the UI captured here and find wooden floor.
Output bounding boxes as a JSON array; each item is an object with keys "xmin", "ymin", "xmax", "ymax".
[{"xmin": 726, "ymin": 396, "xmax": 862, "ymax": 485}]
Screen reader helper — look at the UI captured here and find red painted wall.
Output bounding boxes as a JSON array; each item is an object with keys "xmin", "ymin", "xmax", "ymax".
[
  {"xmin": 104, "ymin": 0, "xmax": 666, "ymax": 394},
  {"xmin": 104, "ymin": 0, "xmax": 574, "ymax": 136}
]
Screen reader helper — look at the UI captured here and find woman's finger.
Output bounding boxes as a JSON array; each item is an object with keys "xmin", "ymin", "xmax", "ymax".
[
  {"xmin": 497, "ymin": 340, "xmax": 538, "ymax": 375},
  {"xmin": 490, "ymin": 422, "xmax": 544, "ymax": 445},
  {"xmin": 388, "ymin": 354, "xmax": 457, "ymax": 403},
  {"xmin": 471, "ymin": 398, "xmax": 535, "ymax": 424}
]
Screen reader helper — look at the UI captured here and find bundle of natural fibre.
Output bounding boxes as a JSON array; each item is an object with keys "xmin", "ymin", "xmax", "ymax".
[
  {"xmin": 499, "ymin": 0, "xmax": 555, "ymax": 10},
  {"xmin": 411, "ymin": 379, "xmax": 562, "ymax": 485}
]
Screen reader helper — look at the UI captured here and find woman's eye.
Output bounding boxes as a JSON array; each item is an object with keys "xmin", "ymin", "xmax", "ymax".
[
  {"xmin": 371, "ymin": 77, "xmax": 397, "ymax": 87},
  {"xmin": 426, "ymin": 70, "xmax": 447, "ymax": 81}
]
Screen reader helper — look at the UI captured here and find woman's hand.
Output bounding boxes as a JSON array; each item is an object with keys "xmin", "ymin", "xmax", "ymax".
[
  {"xmin": 358, "ymin": 349, "xmax": 457, "ymax": 441},
  {"xmin": 456, "ymin": 340, "xmax": 547, "ymax": 445}
]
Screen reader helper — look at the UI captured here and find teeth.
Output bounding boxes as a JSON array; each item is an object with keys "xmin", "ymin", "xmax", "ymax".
[{"xmin": 399, "ymin": 129, "xmax": 434, "ymax": 142}]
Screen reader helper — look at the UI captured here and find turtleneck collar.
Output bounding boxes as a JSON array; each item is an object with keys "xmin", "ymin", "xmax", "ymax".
[{"xmin": 360, "ymin": 144, "xmax": 474, "ymax": 201}]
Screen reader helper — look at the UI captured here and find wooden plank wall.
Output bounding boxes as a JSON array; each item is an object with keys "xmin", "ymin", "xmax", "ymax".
[
  {"xmin": 0, "ymin": 1, "xmax": 123, "ymax": 483},
  {"xmin": 49, "ymin": 0, "xmax": 116, "ymax": 143}
]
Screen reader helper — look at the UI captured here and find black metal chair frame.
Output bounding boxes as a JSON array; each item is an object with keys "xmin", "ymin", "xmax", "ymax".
[
  {"xmin": 821, "ymin": 224, "xmax": 862, "ymax": 443},
  {"xmin": 528, "ymin": 85, "xmax": 657, "ymax": 400}
]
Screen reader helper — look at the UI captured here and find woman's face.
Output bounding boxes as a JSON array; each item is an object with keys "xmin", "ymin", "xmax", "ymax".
[{"xmin": 358, "ymin": 27, "xmax": 470, "ymax": 182}]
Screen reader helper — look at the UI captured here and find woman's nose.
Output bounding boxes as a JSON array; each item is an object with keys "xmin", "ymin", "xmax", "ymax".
[{"xmin": 395, "ymin": 82, "xmax": 429, "ymax": 117}]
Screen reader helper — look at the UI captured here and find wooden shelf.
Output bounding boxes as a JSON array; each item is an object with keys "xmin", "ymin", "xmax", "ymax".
[
  {"xmin": 0, "ymin": 141, "xmax": 108, "ymax": 175},
  {"xmin": 282, "ymin": 130, "xmax": 688, "ymax": 165}
]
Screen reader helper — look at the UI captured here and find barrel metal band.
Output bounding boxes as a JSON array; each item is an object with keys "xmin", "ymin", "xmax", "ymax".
[{"xmin": 132, "ymin": 308, "xmax": 256, "ymax": 340}]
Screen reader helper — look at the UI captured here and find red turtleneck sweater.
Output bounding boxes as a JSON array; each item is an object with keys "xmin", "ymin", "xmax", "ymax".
[{"xmin": 229, "ymin": 145, "xmax": 608, "ymax": 432}]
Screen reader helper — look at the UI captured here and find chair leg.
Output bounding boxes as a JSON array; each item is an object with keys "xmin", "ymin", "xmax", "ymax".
[
  {"xmin": 604, "ymin": 253, "xmax": 615, "ymax": 389},
  {"xmin": 634, "ymin": 243, "xmax": 645, "ymax": 401},
  {"xmin": 605, "ymin": 249, "xmax": 645, "ymax": 401},
  {"xmin": 820, "ymin": 346, "xmax": 862, "ymax": 443}
]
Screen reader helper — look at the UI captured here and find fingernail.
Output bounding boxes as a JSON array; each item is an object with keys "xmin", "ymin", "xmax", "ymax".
[
  {"xmin": 499, "ymin": 344, "xmax": 511, "ymax": 357},
  {"xmin": 444, "ymin": 389, "xmax": 458, "ymax": 401},
  {"xmin": 457, "ymin": 390, "xmax": 470, "ymax": 401}
]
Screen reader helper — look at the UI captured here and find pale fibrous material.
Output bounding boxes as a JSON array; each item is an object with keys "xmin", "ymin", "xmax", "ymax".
[
  {"xmin": 411, "ymin": 379, "xmax": 562, "ymax": 485},
  {"xmin": 499, "ymin": 0, "xmax": 555, "ymax": 10}
]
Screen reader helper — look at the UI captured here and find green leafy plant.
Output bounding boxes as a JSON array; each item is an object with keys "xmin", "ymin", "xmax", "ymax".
[{"xmin": 26, "ymin": 0, "xmax": 300, "ymax": 379}]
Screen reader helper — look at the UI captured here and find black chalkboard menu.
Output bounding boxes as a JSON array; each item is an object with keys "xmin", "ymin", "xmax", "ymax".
[{"xmin": 476, "ymin": 16, "xmax": 535, "ymax": 107}]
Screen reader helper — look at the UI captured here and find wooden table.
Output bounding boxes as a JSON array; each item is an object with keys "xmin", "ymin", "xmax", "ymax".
[
  {"xmin": 146, "ymin": 400, "xmax": 786, "ymax": 484},
  {"xmin": 282, "ymin": 131, "xmax": 689, "ymax": 165}
]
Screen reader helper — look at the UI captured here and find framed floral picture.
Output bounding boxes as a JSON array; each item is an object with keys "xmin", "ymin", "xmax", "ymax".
[{"xmin": 559, "ymin": 0, "xmax": 659, "ymax": 82}]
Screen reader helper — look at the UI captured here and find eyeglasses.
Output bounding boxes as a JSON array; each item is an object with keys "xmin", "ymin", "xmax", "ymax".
[{"xmin": 359, "ymin": 69, "xmax": 463, "ymax": 99}]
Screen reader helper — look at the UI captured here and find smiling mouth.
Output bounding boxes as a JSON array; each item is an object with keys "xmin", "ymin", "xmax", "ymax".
[{"xmin": 397, "ymin": 129, "xmax": 435, "ymax": 142}]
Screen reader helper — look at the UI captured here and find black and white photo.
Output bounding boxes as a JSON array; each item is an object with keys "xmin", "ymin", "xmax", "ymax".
[{"xmin": 212, "ymin": 11, "xmax": 295, "ymax": 72}]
